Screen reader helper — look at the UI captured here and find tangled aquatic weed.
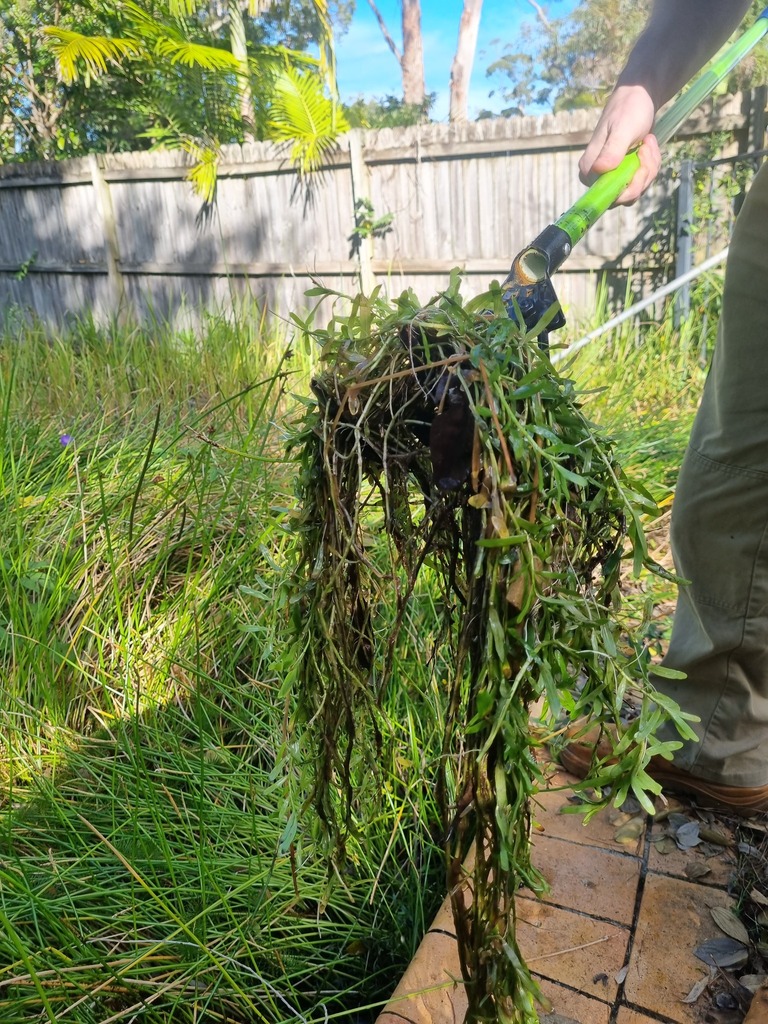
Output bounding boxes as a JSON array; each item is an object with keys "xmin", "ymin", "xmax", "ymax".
[{"xmin": 283, "ymin": 273, "xmax": 698, "ymax": 1022}]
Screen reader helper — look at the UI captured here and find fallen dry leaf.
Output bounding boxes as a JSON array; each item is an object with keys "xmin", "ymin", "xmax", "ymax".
[
  {"xmin": 653, "ymin": 835, "xmax": 678, "ymax": 855},
  {"xmin": 742, "ymin": 820, "xmax": 768, "ymax": 835},
  {"xmin": 675, "ymin": 820, "xmax": 702, "ymax": 849},
  {"xmin": 685, "ymin": 861, "xmax": 712, "ymax": 880},
  {"xmin": 682, "ymin": 969, "xmax": 714, "ymax": 1004},
  {"xmin": 617, "ymin": 795, "xmax": 642, "ymax": 815},
  {"xmin": 740, "ymin": 975, "xmax": 768, "ymax": 994},
  {"xmin": 694, "ymin": 936, "xmax": 749, "ymax": 968},
  {"xmin": 654, "ymin": 797, "xmax": 684, "ymax": 822},
  {"xmin": 711, "ymin": 906, "xmax": 750, "ymax": 945},
  {"xmin": 607, "ymin": 810, "xmax": 633, "ymax": 827},
  {"xmin": 699, "ymin": 827, "xmax": 732, "ymax": 847},
  {"xmin": 751, "ymin": 889, "xmax": 768, "ymax": 907},
  {"xmin": 614, "ymin": 817, "xmax": 645, "ymax": 845},
  {"xmin": 738, "ymin": 842, "xmax": 762, "ymax": 857},
  {"xmin": 714, "ymin": 992, "xmax": 740, "ymax": 1011},
  {"xmin": 668, "ymin": 812, "xmax": 691, "ymax": 829}
]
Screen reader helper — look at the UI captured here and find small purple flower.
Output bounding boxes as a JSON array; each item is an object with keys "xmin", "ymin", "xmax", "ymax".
[{"xmin": 59, "ymin": 433, "xmax": 73, "ymax": 447}]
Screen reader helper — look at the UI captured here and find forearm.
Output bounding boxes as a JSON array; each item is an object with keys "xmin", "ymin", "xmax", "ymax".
[{"xmin": 617, "ymin": 0, "xmax": 753, "ymax": 110}]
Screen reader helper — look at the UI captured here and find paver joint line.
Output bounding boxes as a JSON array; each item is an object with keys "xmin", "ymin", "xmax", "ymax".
[
  {"xmin": 540, "ymin": 832, "xmax": 643, "ymax": 861},
  {"xmin": 520, "ymin": 893, "xmax": 637, "ymax": 930},
  {"xmin": 609, "ymin": 810, "xmax": 654, "ymax": 1020},
  {"xmin": 617, "ymin": 1000, "xmax": 682, "ymax": 1024}
]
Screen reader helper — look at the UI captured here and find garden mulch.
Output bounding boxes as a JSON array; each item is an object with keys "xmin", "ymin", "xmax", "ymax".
[{"xmin": 376, "ymin": 764, "xmax": 768, "ymax": 1024}]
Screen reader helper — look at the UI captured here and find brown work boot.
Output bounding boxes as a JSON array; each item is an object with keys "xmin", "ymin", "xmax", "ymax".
[{"xmin": 558, "ymin": 723, "xmax": 768, "ymax": 817}]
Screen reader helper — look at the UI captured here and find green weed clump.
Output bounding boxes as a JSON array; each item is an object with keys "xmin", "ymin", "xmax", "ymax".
[{"xmin": 287, "ymin": 274, "xmax": 699, "ymax": 1022}]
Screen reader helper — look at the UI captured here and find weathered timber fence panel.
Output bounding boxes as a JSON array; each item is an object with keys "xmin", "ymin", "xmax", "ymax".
[{"xmin": 0, "ymin": 92, "xmax": 759, "ymax": 332}]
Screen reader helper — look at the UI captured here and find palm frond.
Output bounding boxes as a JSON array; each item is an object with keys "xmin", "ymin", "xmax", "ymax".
[
  {"xmin": 153, "ymin": 35, "xmax": 240, "ymax": 70},
  {"xmin": 164, "ymin": 0, "xmax": 272, "ymax": 28},
  {"xmin": 245, "ymin": 0, "xmax": 269, "ymax": 15},
  {"xmin": 121, "ymin": 1, "xmax": 167, "ymax": 40},
  {"xmin": 309, "ymin": 0, "xmax": 336, "ymax": 90},
  {"xmin": 139, "ymin": 126, "xmax": 221, "ymax": 202},
  {"xmin": 267, "ymin": 66, "xmax": 347, "ymax": 174},
  {"xmin": 249, "ymin": 44, "xmax": 318, "ymax": 78},
  {"xmin": 183, "ymin": 141, "xmax": 221, "ymax": 203},
  {"xmin": 42, "ymin": 28, "xmax": 143, "ymax": 84},
  {"xmin": 134, "ymin": 58, "xmax": 243, "ymax": 147},
  {"xmin": 165, "ymin": 0, "xmax": 200, "ymax": 17}
]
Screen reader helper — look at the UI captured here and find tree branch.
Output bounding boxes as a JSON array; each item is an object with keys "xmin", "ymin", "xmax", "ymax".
[
  {"xmin": 526, "ymin": 0, "xmax": 550, "ymax": 29},
  {"xmin": 366, "ymin": 0, "xmax": 402, "ymax": 66}
]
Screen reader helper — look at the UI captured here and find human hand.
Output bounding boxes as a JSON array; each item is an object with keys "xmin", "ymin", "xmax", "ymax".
[{"xmin": 579, "ymin": 85, "xmax": 661, "ymax": 205}]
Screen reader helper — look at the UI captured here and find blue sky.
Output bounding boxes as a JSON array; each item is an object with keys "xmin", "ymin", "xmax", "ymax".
[{"xmin": 334, "ymin": 0, "xmax": 579, "ymax": 120}]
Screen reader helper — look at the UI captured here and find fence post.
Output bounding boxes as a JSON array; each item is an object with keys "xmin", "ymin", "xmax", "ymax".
[
  {"xmin": 750, "ymin": 85, "xmax": 768, "ymax": 157},
  {"xmin": 674, "ymin": 158, "xmax": 694, "ymax": 327},
  {"xmin": 89, "ymin": 154, "xmax": 125, "ymax": 317},
  {"xmin": 348, "ymin": 130, "xmax": 375, "ymax": 293}
]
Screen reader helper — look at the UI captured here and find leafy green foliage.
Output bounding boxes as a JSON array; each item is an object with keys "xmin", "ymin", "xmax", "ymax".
[
  {"xmin": 486, "ymin": 0, "xmax": 651, "ymax": 114},
  {"xmin": 343, "ymin": 92, "xmax": 435, "ymax": 128},
  {"xmin": 347, "ymin": 197, "xmax": 394, "ymax": 256},
  {"xmin": 41, "ymin": 25, "xmax": 141, "ymax": 83},
  {"xmin": 0, "ymin": 278, "xmax": 720, "ymax": 1022},
  {"xmin": 44, "ymin": 1, "xmax": 345, "ymax": 195},
  {"xmin": 2, "ymin": 0, "xmax": 345, "ymax": 188},
  {"xmin": 485, "ymin": 0, "xmax": 768, "ymax": 114},
  {"xmin": 286, "ymin": 275, "xmax": 697, "ymax": 1020},
  {"xmin": 267, "ymin": 64, "xmax": 349, "ymax": 174},
  {"xmin": 0, "ymin": 0, "xmax": 151, "ymax": 160}
]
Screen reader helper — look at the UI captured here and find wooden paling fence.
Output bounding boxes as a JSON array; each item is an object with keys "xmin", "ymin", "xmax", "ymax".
[{"xmin": 0, "ymin": 92, "xmax": 761, "ymax": 332}]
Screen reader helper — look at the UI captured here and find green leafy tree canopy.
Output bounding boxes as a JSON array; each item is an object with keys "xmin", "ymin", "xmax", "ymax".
[
  {"xmin": 485, "ymin": 0, "xmax": 768, "ymax": 116},
  {"xmin": 2, "ymin": 0, "xmax": 349, "ymax": 199}
]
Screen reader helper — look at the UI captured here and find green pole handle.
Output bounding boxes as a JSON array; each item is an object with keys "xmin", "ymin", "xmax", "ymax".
[{"xmin": 555, "ymin": 7, "xmax": 768, "ymax": 249}]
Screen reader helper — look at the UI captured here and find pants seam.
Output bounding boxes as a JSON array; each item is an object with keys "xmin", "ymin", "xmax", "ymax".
[{"xmin": 688, "ymin": 444, "xmax": 768, "ymax": 481}]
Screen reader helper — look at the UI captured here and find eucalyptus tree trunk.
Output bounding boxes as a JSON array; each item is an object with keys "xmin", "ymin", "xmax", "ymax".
[
  {"xmin": 401, "ymin": 0, "xmax": 425, "ymax": 105},
  {"xmin": 449, "ymin": 0, "xmax": 483, "ymax": 122},
  {"xmin": 228, "ymin": 0, "xmax": 256, "ymax": 139}
]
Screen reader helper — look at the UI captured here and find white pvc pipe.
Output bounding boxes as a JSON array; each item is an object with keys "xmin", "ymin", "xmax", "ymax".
[{"xmin": 551, "ymin": 246, "xmax": 729, "ymax": 364}]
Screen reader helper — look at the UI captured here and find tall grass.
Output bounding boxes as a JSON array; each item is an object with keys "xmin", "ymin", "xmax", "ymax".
[
  {"xmin": 0, "ymin": 310, "xmax": 445, "ymax": 1023},
  {"xmin": 565, "ymin": 273, "xmax": 721, "ymax": 636},
  {"xmin": 568, "ymin": 273, "xmax": 721, "ymax": 493},
  {"xmin": 0, "ymin": 312, "xmax": 291, "ymax": 777}
]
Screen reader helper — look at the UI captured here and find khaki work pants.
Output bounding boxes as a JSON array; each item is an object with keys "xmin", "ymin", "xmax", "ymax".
[{"xmin": 654, "ymin": 159, "xmax": 768, "ymax": 787}]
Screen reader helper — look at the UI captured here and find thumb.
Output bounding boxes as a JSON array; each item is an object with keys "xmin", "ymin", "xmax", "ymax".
[
  {"xmin": 588, "ymin": 131, "xmax": 638, "ymax": 175},
  {"xmin": 579, "ymin": 124, "xmax": 639, "ymax": 182}
]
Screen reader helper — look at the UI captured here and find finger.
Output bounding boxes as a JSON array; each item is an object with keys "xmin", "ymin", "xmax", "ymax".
[
  {"xmin": 614, "ymin": 134, "xmax": 661, "ymax": 205},
  {"xmin": 588, "ymin": 130, "xmax": 642, "ymax": 177},
  {"xmin": 578, "ymin": 124, "xmax": 609, "ymax": 183},
  {"xmin": 579, "ymin": 119, "xmax": 644, "ymax": 183}
]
